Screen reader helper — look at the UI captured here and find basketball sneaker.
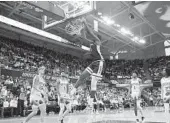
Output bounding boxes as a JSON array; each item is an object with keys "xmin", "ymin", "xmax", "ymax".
[
  {"xmin": 141, "ymin": 116, "xmax": 145, "ymax": 122},
  {"xmin": 136, "ymin": 119, "xmax": 140, "ymax": 123},
  {"xmin": 96, "ymin": 111, "xmax": 99, "ymax": 115}
]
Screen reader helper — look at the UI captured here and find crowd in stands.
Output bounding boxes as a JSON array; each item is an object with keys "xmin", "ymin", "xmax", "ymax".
[
  {"xmin": 0, "ymin": 36, "xmax": 167, "ymax": 117},
  {"xmin": 1, "ymin": 36, "xmax": 169, "ymax": 80}
]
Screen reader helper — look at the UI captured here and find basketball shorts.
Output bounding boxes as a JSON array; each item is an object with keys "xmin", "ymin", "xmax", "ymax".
[
  {"xmin": 59, "ymin": 95, "xmax": 71, "ymax": 105},
  {"xmin": 86, "ymin": 60, "xmax": 105, "ymax": 75},
  {"xmin": 131, "ymin": 92, "xmax": 140, "ymax": 99},
  {"xmin": 90, "ymin": 91, "xmax": 96, "ymax": 98},
  {"xmin": 30, "ymin": 93, "xmax": 44, "ymax": 105},
  {"xmin": 30, "ymin": 92, "xmax": 46, "ymax": 111}
]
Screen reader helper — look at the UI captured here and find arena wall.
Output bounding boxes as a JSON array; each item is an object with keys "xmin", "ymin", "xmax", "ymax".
[{"xmin": 118, "ymin": 41, "xmax": 165, "ymax": 60}]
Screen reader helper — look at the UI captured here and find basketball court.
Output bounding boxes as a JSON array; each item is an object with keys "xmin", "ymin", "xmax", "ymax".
[{"xmin": 0, "ymin": 108, "xmax": 167, "ymax": 123}]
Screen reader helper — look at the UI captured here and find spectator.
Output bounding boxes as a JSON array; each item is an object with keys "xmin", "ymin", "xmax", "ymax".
[
  {"xmin": 18, "ymin": 87, "xmax": 26, "ymax": 117},
  {"xmin": 10, "ymin": 96, "xmax": 18, "ymax": 116},
  {"xmin": 1, "ymin": 86, "xmax": 7, "ymax": 98},
  {"xmin": 3, "ymin": 98, "xmax": 9, "ymax": 108}
]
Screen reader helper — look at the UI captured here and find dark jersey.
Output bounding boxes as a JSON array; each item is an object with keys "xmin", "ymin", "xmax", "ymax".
[{"xmin": 90, "ymin": 44, "xmax": 104, "ymax": 61}]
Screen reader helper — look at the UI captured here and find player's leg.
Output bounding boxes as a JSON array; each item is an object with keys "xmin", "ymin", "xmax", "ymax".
[
  {"xmin": 62, "ymin": 101, "xmax": 71, "ymax": 118},
  {"xmin": 91, "ymin": 60, "xmax": 104, "ymax": 114},
  {"xmin": 131, "ymin": 94, "xmax": 139, "ymax": 123},
  {"xmin": 72, "ymin": 61, "xmax": 101, "ymax": 94},
  {"xmin": 22, "ymin": 100, "xmax": 39, "ymax": 123},
  {"xmin": 74, "ymin": 67, "xmax": 92, "ymax": 88},
  {"xmin": 58, "ymin": 101, "xmax": 65, "ymax": 123},
  {"xmin": 164, "ymin": 102, "xmax": 170, "ymax": 123},
  {"xmin": 133, "ymin": 96, "xmax": 137, "ymax": 115},
  {"xmin": 96, "ymin": 101, "xmax": 100, "ymax": 114},
  {"xmin": 93, "ymin": 94, "xmax": 99, "ymax": 114},
  {"xmin": 71, "ymin": 69, "xmax": 91, "ymax": 95},
  {"xmin": 39, "ymin": 101, "xmax": 47, "ymax": 123},
  {"xmin": 137, "ymin": 99, "xmax": 144, "ymax": 122},
  {"xmin": 90, "ymin": 91, "xmax": 96, "ymax": 114},
  {"xmin": 89, "ymin": 60, "xmax": 104, "ymax": 114}
]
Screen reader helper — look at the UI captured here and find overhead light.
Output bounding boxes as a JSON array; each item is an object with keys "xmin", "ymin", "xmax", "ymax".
[
  {"xmin": 120, "ymin": 28, "xmax": 126, "ymax": 33},
  {"xmin": 139, "ymin": 39, "xmax": 146, "ymax": 44},
  {"xmin": 106, "ymin": 20, "xmax": 114, "ymax": 25},
  {"xmin": 81, "ymin": 45, "xmax": 90, "ymax": 51},
  {"xmin": 134, "ymin": 37, "xmax": 139, "ymax": 40},
  {"xmin": 120, "ymin": 27, "xmax": 131, "ymax": 35},
  {"xmin": 101, "ymin": 16, "xmax": 109, "ymax": 21},
  {"xmin": 99, "ymin": 15, "xmax": 145, "ymax": 44},
  {"xmin": 116, "ymin": 24, "xmax": 120, "ymax": 27},
  {"xmin": 98, "ymin": 12, "xmax": 102, "ymax": 16},
  {"xmin": 133, "ymin": 36, "xmax": 139, "ymax": 41},
  {"xmin": 101, "ymin": 16, "xmax": 114, "ymax": 25},
  {"xmin": 129, "ymin": 33, "xmax": 134, "ymax": 37}
]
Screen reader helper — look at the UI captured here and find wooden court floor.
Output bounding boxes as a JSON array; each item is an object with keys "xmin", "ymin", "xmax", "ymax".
[{"xmin": 0, "ymin": 107, "xmax": 168, "ymax": 123}]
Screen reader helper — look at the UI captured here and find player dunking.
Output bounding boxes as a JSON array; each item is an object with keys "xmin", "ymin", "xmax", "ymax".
[
  {"xmin": 71, "ymin": 19, "xmax": 105, "ymax": 111},
  {"xmin": 22, "ymin": 66, "xmax": 48, "ymax": 123},
  {"xmin": 57, "ymin": 72, "xmax": 72, "ymax": 123},
  {"xmin": 161, "ymin": 66, "xmax": 170, "ymax": 123},
  {"xmin": 130, "ymin": 72, "xmax": 144, "ymax": 123}
]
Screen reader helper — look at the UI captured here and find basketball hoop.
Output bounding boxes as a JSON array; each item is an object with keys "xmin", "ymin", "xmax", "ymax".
[{"xmin": 65, "ymin": 18, "xmax": 84, "ymax": 36}]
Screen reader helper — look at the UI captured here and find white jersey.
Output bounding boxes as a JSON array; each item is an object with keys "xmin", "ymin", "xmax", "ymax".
[
  {"xmin": 31, "ymin": 75, "xmax": 46, "ymax": 96},
  {"xmin": 161, "ymin": 77, "xmax": 170, "ymax": 100},
  {"xmin": 131, "ymin": 78, "xmax": 141, "ymax": 94},
  {"xmin": 30, "ymin": 75, "xmax": 47, "ymax": 103},
  {"xmin": 58, "ymin": 77, "xmax": 70, "ymax": 99}
]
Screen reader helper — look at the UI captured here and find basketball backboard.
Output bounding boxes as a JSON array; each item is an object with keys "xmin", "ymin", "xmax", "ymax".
[{"xmin": 42, "ymin": 1, "xmax": 95, "ymax": 30}]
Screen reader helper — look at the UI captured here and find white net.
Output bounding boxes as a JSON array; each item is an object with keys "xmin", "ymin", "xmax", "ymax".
[{"xmin": 65, "ymin": 18, "xmax": 84, "ymax": 35}]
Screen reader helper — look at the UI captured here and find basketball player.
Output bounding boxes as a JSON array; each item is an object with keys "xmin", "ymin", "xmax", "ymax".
[
  {"xmin": 22, "ymin": 66, "xmax": 48, "ymax": 123},
  {"xmin": 161, "ymin": 66, "xmax": 170, "ymax": 123},
  {"xmin": 57, "ymin": 72, "xmax": 72, "ymax": 123},
  {"xmin": 130, "ymin": 71, "xmax": 144, "ymax": 123},
  {"xmin": 71, "ymin": 19, "xmax": 105, "ymax": 110}
]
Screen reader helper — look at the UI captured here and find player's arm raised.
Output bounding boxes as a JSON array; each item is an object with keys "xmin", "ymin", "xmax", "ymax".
[{"xmin": 82, "ymin": 19, "xmax": 101, "ymax": 45}]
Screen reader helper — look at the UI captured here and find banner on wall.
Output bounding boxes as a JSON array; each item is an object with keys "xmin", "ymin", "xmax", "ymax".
[
  {"xmin": 22, "ymin": 72, "xmax": 58, "ymax": 81},
  {"xmin": 1, "ymin": 69, "xmax": 78, "ymax": 82},
  {"xmin": 1, "ymin": 69, "xmax": 22, "ymax": 77}
]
